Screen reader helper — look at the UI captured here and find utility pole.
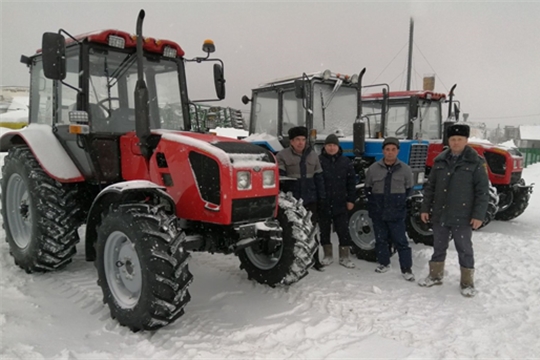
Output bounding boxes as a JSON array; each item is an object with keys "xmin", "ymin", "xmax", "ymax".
[{"xmin": 406, "ymin": 18, "xmax": 414, "ymax": 91}]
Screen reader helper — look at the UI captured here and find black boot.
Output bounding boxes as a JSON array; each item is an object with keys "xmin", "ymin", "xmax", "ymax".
[{"xmin": 312, "ymin": 248, "xmax": 325, "ymax": 272}]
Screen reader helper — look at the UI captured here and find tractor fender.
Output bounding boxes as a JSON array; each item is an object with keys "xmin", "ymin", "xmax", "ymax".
[
  {"xmin": 0, "ymin": 124, "xmax": 84, "ymax": 182},
  {"xmin": 84, "ymin": 180, "xmax": 176, "ymax": 261}
]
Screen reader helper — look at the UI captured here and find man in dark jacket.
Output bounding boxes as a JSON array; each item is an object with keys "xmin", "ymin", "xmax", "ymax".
[
  {"xmin": 365, "ymin": 137, "xmax": 414, "ymax": 281},
  {"xmin": 419, "ymin": 123, "xmax": 489, "ymax": 297},
  {"xmin": 319, "ymin": 134, "xmax": 357, "ymax": 268},
  {"xmin": 276, "ymin": 126, "xmax": 326, "ymax": 270}
]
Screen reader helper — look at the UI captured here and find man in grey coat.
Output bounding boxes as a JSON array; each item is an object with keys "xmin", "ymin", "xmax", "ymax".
[
  {"xmin": 419, "ymin": 123, "xmax": 489, "ymax": 297},
  {"xmin": 365, "ymin": 137, "xmax": 414, "ymax": 281}
]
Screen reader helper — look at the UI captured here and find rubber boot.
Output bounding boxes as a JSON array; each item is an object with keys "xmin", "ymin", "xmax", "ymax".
[
  {"xmin": 321, "ymin": 244, "xmax": 333, "ymax": 266},
  {"xmin": 338, "ymin": 246, "xmax": 355, "ymax": 269},
  {"xmin": 312, "ymin": 248, "xmax": 325, "ymax": 272},
  {"xmin": 418, "ymin": 261, "xmax": 444, "ymax": 287},
  {"xmin": 460, "ymin": 267, "xmax": 477, "ymax": 297}
]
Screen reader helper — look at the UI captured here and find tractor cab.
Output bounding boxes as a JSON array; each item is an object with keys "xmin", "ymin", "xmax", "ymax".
[{"xmin": 29, "ymin": 29, "xmax": 224, "ymax": 184}]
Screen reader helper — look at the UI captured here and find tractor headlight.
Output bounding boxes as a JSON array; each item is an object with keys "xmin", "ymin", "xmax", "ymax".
[
  {"xmin": 263, "ymin": 170, "xmax": 275, "ymax": 188},
  {"xmin": 237, "ymin": 171, "xmax": 251, "ymax": 190}
]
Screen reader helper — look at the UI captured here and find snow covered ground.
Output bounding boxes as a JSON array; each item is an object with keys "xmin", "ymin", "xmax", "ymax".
[{"xmin": 1, "ymin": 151, "xmax": 539, "ymax": 359}]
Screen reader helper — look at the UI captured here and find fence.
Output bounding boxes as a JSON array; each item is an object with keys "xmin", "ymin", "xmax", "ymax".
[{"xmin": 519, "ymin": 148, "xmax": 540, "ymax": 167}]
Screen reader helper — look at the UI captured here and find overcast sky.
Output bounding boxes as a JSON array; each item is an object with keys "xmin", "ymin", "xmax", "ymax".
[{"xmin": 1, "ymin": 1, "xmax": 539, "ymax": 128}]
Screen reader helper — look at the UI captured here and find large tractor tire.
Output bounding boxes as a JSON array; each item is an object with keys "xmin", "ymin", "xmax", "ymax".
[
  {"xmin": 96, "ymin": 203, "xmax": 192, "ymax": 332},
  {"xmin": 494, "ymin": 179, "xmax": 532, "ymax": 221},
  {"xmin": 406, "ymin": 194, "xmax": 434, "ymax": 246},
  {"xmin": 1, "ymin": 146, "xmax": 81, "ymax": 273},
  {"xmin": 348, "ymin": 199, "xmax": 377, "ymax": 262},
  {"xmin": 478, "ymin": 183, "xmax": 499, "ymax": 229},
  {"xmin": 238, "ymin": 192, "xmax": 317, "ymax": 287}
]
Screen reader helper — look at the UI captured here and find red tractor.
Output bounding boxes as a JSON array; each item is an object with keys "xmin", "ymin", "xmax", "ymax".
[
  {"xmin": 360, "ymin": 86, "xmax": 533, "ymax": 245},
  {"xmin": 0, "ymin": 11, "xmax": 317, "ymax": 332}
]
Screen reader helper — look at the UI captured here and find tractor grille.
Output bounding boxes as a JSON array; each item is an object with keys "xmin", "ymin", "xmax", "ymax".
[
  {"xmin": 232, "ymin": 196, "xmax": 276, "ymax": 223},
  {"xmin": 511, "ymin": 171, "xmax": 522, "ymax": 185},
  {"xmin": 409, "ymin": 144, "xmax": 428, "ymax": 172}
]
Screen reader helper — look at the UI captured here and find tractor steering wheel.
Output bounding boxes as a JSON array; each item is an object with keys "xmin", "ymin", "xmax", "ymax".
[
  {"xmin": 394, "ymin": 123, "xmax": 408, "ymax": 136},
  {"xmin": 96, "ymin": 97, "xmax": 121, "ymax": 116}
]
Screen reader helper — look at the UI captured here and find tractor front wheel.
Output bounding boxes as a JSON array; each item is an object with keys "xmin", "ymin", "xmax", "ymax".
[
  {"xmin": 494, "ymin": 180, "xmax": 532, "ymax": 221},
  {"xmin": 348, "ymin": 200, "xmax": 377, "ymax": 262},
  {"xmin": 238, "ymin": 192, "xmax": 317, "ymax": 286},
  {"xmin": 478, "ymin": 183, "xmax": 499, "ymax": 229},
  {"xmin": 96, "ymin": 204, "xmax": 192, "ymax": 331},
  {"xmin": 405, "ymin": 195, "xmax": 434, "ymax": 246}
]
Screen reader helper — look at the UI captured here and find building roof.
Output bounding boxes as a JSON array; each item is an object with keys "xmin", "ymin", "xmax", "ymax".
[{"xmin": 519, "ymin": 125, "xmax": 540, "ymax": 141}]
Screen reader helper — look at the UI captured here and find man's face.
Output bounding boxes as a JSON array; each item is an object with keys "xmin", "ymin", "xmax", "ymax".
[
  {"xmin": 324, "ymin": 143, "xmax": 339, "ymax": 156},
  {"xmin": 290, "ymin": 136, "xmax": 307, "ymax": 153},
  {"xmin": 448, "ymin": 136, "xmax": 468, "ymax": 154},
  {"xmin": 383, "ymin": 144, "xmax": 399, "ymax": 163}
]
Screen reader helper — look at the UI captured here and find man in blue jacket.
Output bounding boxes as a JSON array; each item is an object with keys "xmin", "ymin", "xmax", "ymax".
[
  {"xmin": 365, "ymin": 137, "xmax": 414, "ymax": 281},
  {"xmin": 419, "ymin": 123, "xmax": 489, "ymax": 297},
  {"xmin": 319, "ymin": 134, "xmax": 357, "ymax": 268},
  {"xmin": 276, "ymin": 126, "xmax": 326, "ymax": 270}
]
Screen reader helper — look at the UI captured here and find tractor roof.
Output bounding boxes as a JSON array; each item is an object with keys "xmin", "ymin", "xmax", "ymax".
[
  {"xmin": 363, "ymin": 90, "xmax": 447, "ymax": 101},
  {"xmin": 36, "ymin": 29, "xmax": 185, "ymax": 57}
]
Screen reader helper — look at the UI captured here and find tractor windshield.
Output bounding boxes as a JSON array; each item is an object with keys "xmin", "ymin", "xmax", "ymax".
[
  {"xmin": 87, "ymin": 48, "xmax": 185, "ymax": 133},
  {"xmin": 362, "ymin": 99, "xmax": 442, "ymax": 140},
  {"xmin": 312, "ymin": 82, "xmax": 357, "ymax": 137}
]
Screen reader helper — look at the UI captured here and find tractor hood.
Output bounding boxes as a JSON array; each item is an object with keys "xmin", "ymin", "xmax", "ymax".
[{"xmin": 154, "ymin": 130, "xmax": 276, "ymax": 167}]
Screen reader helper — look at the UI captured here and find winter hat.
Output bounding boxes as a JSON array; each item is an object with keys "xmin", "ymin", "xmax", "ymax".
[
  {"xmin": 324, "ymin": 134, "xmax": 340, "ymax": 146},
  {"xmin": 288, "ymin": 126, "xmax": 308, "ymax": 140},
  {"xmin": 382, "ymin": 137, "xmax": 400, "ymax": 149},
  {"xmin": 447, "ymin": 123, "xmax": 470, "ymax": 138}
]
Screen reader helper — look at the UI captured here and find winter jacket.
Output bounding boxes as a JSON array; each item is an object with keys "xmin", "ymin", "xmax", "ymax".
[
  {"xmin": 276, "ymin": 146, "xmax": 325, "ymax": 205},
  {"xmin": 365, "ymin": 158, "xmax": 413, "ymax": 221},
  {"xmin": 319, "ymin": 147, "xmax": 357, "ymax": 215},
  {"xmin": 420, "ymin": 145, "xmax": 489, "ymax": 226}
]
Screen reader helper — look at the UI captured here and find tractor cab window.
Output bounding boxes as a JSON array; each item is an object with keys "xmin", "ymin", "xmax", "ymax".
[
  {"xmin": 87, "ymin": 48, "xmax": 184, "ymax": 133},
  {"xmin": 414, "ymin": 100, "xmax": 442, "ymax": 140},
  {"xmin": 312, "ymin": 82, "xmax": 356, "ymax": 137},
  {"xmin": 58, "ymin": 47, "xmax": 80, "ymax": 125},
  {"xmin": 29, "ymin": 58, "xmax": 53, "ymax": 126},
  {"xmin": 251, "ymin": 90, "xmax": 279, "ymax": 137},
  {"xmin": 281, "ymin": 90, "xmax": 304, "ymax": 137},
  {"xmin": 361, "ymin": 102, "xmax": 383, "ymax": 138}
]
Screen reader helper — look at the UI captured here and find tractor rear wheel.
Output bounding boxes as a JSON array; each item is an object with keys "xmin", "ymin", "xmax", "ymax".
[
  {"xmin": 96, "ymin": 204, "xmax": 192, "ymax": 331},
  {"xmin": 238, "ymin": 192, "xmax": 317, "ymax": 286},
  {"xmin": 1, "ymin": 146, "xmax": 81, "ymax": 273},
  {"xmin": 494, "ymin": 180, "xmax": 531, "ymax": 221},
  {"xmin": 348, "ymin": 200, "xmax": 377, "ymax": 262}
]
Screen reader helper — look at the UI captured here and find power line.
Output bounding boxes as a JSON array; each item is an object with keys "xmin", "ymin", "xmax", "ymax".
[{"xmin": 371, "ymin": 41, "xmax": 408, "ymax": 85}]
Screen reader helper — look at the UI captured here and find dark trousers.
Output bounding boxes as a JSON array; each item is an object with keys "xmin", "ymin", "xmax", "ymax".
[
  {"xmin": 372, "ymin": 218, "xmax": 412, "ymax": 270},
  {"xmin": 319, "ymin": 212, "xmax": 351, "ymax": 246},
  {"xmin": 431, "ymin": 223, "xmax": 474, "ymax": 269}
]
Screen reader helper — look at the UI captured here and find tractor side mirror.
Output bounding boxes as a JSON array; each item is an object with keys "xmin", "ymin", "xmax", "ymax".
[
  {"xmin": 42, "ymin": 32, "xmax": 66, "ymax": 80},
  {"xmin": 213, "ymin": 63, "xmax": 226, "ymax": 100},
  {"xmin": 241, "ymin": 95, "xmax": 251, "ymax": 105}
]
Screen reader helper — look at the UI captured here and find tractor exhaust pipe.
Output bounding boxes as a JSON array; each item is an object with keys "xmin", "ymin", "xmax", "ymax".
[{"xmin": 134, "ymin": 9, "xmax": 151, "ymax": 159}]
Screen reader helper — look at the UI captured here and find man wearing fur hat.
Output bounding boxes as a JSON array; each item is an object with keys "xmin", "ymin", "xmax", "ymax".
[
  {"xmin": 318, "ymin": 133, "xmax": 357, "ymax": 268},
  {"xmin": 276, "ymin": 126, "xmax": 326, "ymax": 270},
  {"xmin": 419, "ymin": 123, "xmax": 489, "ymax": 297},
  {"xmin": 365, "ymin": 137, "xmax": 415, "ymax": 281}
]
